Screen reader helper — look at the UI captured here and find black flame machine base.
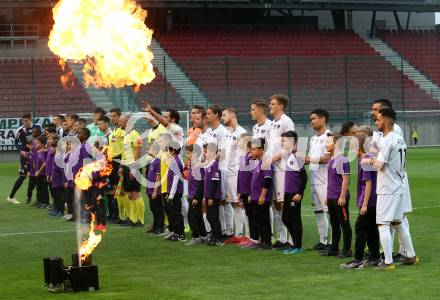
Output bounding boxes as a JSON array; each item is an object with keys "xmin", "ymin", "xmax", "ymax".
[{"xmin": 43, "ymin": 254, "xmax": 99, "ymax": 293}]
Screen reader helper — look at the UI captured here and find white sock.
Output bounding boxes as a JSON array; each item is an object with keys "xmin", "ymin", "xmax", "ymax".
[
  {"xmin": 219, "ymin": 204, "xmax": 226, "ymax": 233},
  {"xmin": 379, "ymin": 225, "xmax": 393, "ymax": 264},
  {"xmin": 182, "ymin": 197, "xmax": 189, "ymax": 227},
  {"xmin": 243, "ymin": 214, "xmax": 250, "ymax": 238},
  {"xmin": 399, "ymin": 217, "xmax": 410, "ymax": 255},
  {"xmin": 316, "ymin": 212, "xmax": 329, "ymax": 244},
  {"xmin": 233, "ymin": 206, "xmax": 244, "ymax": 237},
  {"xmin": 225, "ymin": 203, "xmax": 234, "ymax": 236},
  {"xmin": 273, "ymin": 207, "xmax": 288, "ymax": 243},
  {"xmin": 203, "ymin": 213, "xmax": 211, "ymax": 233},
  {"xmin": 394, "ymin": 222, "xmax": 416, "ymax": 258}
]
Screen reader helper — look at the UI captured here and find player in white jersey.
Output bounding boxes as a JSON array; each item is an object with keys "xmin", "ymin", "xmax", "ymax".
[
  {"xmin": 251, "ymin": 99, "xmax": 272, "ymax": 139},
  {"xmin": 305, "ymin": 109, "xmax": 332, "ymax": 250},
  {"xmin": 193, "ymin": 109, "xmax": 212, "ymax": 234},
  {"xmin": 371, "ymin": 99, "xmax": 412, "ymax": 261},
  {"xmin": 267, "ymin": 94, "xmax": 295, "ymax": 248},
  {"xmin": 206, "ymin": 105, "xmax": 229, "ymax": 237},
  {"xmin": 221, "ymin": 108, "xmax": 247, "ymax": 241},
  {"xmin": 362, "ymin": 107, "xmax": 418, "ymax": 269}
]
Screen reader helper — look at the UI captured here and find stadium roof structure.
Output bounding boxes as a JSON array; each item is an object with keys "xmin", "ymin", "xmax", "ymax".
[{"xmin": 1, "ymin": 0, "xmax": 440, "ymax": 11}]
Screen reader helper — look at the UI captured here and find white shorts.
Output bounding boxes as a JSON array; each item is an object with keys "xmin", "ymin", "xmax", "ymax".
[
  {"xmin": 403, "ymin": 176, "xmax": 412, "ymax": 213},
  {"xmin": 376, "ymin": 194, "xmax": 405, "ymax": 225},
  {"xmin": 225, "ymin": 174, "xmax": 238, "ymax": 203},
  {"xmin": 220, "ymin": 170, "xmax": 227, "ymax": 201},
  {"xmin": 272, "ymin": 171, "xmax": 285, "ymax": 203},
  {"xmin": 310, "ymin": 184, "xmax": 327, "ymax": 212}
]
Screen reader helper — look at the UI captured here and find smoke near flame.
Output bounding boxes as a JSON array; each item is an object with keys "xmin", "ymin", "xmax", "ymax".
[{"xmin": 48, "ymin": 0, "xmax": 156, "ymax": 88}]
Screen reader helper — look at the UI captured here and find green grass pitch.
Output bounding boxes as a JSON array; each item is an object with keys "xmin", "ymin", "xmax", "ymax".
[{"xmin": 0, "ymin": 147, "xmax": 439, "ymax": 299}]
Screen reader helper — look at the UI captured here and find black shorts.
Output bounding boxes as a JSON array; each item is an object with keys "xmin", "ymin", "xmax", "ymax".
[
  {"xmin": 122, "ymin": 165, "xmax": 141, "ymax": 192},
  {"xmin": 109, "ymin": 155, "xmax": 121, "ymax": 187}
]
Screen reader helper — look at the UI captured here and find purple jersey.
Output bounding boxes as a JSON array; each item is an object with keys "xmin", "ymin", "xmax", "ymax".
[
  {"xmin": 36, "ymin": 150, "xmax": 48, "ymax": 174},
  {"xmin": 188, "ymin": 162, "xmax": 205, "ymax": 199},
  {"xmin": 204, "ymin": 160, "xmax": 222, "ymax": 200},
  {"xmin": 51, "ymin": 153, "xmax": 64, "ymax": 188},
  {"xmin": 28, "ymin": 140, "xmax": 38, "ymax": 176},
  {"xmin": 62, "ymin": 153, "xmax": 71, "ymax": 187},
  {"xmin": 357, "ymin": 155, "xmax": 377, "ymax": 208},
  {"xmin": 71, "ymin": 143, "xmax": 93, "ymax": 179},
  {"xmin": 327, "ymin": 154, "xmax": 350, "ymax": 200},
  {"xmin": 146, "ymin": 157, "xmax": 161, "ymax": 196},
  {"xmin": 250, "ymin": 160, "xmax": 273, "ymax": 203},
  {"xmin": 46, "ymin": 151, "xmax": 55, "ymax": 176},
  {"xmin": 167, "ymin": 156, "xmax": 184, "ymax": 195},
  {"xmin": 284, "ymin": 153, "xmax": 308, "ymax": 195},
  {"xmin": 237, "ymin": 152, "xmax": 257, "ymax": 195}
]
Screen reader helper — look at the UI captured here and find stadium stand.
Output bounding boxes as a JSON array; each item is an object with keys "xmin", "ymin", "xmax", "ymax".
[
  {"xmin": 377, "ymin": 29, "xmax": 440, "ymax": 88},
  {"xmin": 0, "ymin": 57, "xmax": 94, "ymax": 117},
  {"xmin": 157, "ymin": 26, "xmax": 440, "ymax": 117},
  {"xmin": 135, "ymin": 66, "xmax": 188, "ymax": 111}
]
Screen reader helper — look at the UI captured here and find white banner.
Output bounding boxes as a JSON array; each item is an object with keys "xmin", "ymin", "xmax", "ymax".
[{"xmin": 0, "ymin": 117, "xmax": 52, "ymax": 151}]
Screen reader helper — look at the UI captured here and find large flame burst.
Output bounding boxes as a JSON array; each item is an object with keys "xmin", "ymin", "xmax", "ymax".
[{"xmin": 48, "ymin": 0, "xmax": 156, "ymax": 88}]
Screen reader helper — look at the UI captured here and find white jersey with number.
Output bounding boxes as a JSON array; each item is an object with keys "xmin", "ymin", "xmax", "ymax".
[
  {"xmin": 268, "ymin": 114, "xmax": 295, "ymax": 171},
  {"xmin": 252, "ymin": 119, "xmax": 272, "ymax": 139},
  {"xmin": 309, "ymin": 129, "xmax": 331, "ymax": 186},
  {"xmin": 377, "ymin": 132, "xmax": 407, "ymax": 195},
  {"xmin": 224, "ymin": 125, "xmax": 246, "ymax": 175}
]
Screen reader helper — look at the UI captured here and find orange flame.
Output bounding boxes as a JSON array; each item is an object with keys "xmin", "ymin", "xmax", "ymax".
[
  {"xmin": 74, "ymin": 158, "xmax": 113, "ymax": 191},
  {"xmin": 48, "ymin": 0, "xmax": 156, "ymax": 88},
  {"xmin": 80, "ymin": 213, "xmax": 102, "ymax": 263}
]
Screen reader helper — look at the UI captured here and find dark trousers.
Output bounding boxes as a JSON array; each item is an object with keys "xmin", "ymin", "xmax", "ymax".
[
  {"xmin": 328, "ymin": 199, "xmax": 352, "ymax": 252},
  {"xmin": 27, "ymin": 176, "xmax": 37, "ymax": 202},
  {"xmin": 354, "ymin": 207, "xmax": 380, "ymax": 261},
  {"xmin": 255, "ymin": 201, "xmax": 272, "ymax": 246},
  {"xmin": 188, "ymin": 198, "xmax": 207, "ymax": 238},
  {"xmin": 107, "ymin": 194, "xmax": 119, "ymax": 220},
  {"xmin": 52, "ymin": 186, "xmax": 65, "ymax": 213},
  {"xmin": 9, "ymin": 175, "xmax": 27, "ymax": 198},
  {"xmin": 163, "ymin": 193, "xmax": 172, "ymax": 231},
  {"xmin": 282, "ymin": 193, "xmax": 303, "ymax": 249},
  {"xmin": 36, "ymin": 175, "xmax": 49, "ymax": 205},
  {"xmin": 48, "ymin": 183, "xmax": 55, "ymax": 207},
  {"xmin": 148, "ymin": 193, "xmax": 165, "ymax": 231},
  {"xmin": 64, "ymin": 187, "xmax": 74, "ymax": 215},
  {"xmin": 170, "ymin": 193, "xmax": 184, "ymax": 236},
  {"xmin": 207, "ymin": 199, "xmax": 222, "ymax": 239},
  {"xmin": 241, "ymin": 194, "xmax": 257, "ymax": 240}
]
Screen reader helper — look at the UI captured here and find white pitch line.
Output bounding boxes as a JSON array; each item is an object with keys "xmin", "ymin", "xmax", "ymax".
[
  {"xmin": 1, "ymin": 205, "xmax": 439, "ymax": 237},
  {"xmin": 0, "ymin": 225, "xmax": 129, "ymax": 237}
]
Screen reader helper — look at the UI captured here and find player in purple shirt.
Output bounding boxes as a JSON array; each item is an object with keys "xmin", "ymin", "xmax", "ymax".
[
  {"xmin": 341, "ymin": 133, "xmax": 380, "ymax": 269},
  {"xmin": 250, "ymin": 138, "xmax": 273, "ymax": 250},
  {"xmin": 203, "ymin": 142, "xmax": 223, "ymax": 246},
  {"xmin": 34, "ymin": 136, "xmax": 50, "ymax": 208},
  {"xmin": 49, "ymin": 141, "xmax": 65, "ymax": 217},
  {"xmin": 322, "ymin": 132, "xmax": 352, "ymax": 258},
  {"xmin": 26, "ymin": 129, "xmax": 41, "ymax": 205},
  {"xmin": 237, "ymin": 133, "xmax": 259, "ymax": 247},
  {"xmin": 280, "ymin": 131, "xmax": 308, "ymax": 255},
  {"xmin": 165, "ymin": 145, "xmax": 185, "ymax": 241},
  {"xmin": 45, "ymin": 134, "xmax": 57, "ymax": 214},
  {"xmin": 185, "ymin": 144, "xmax": 208, "ymax": 245},
  {"xmin": 145, "ymin": 142, "xmax": 164, "ymax": 234}
]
